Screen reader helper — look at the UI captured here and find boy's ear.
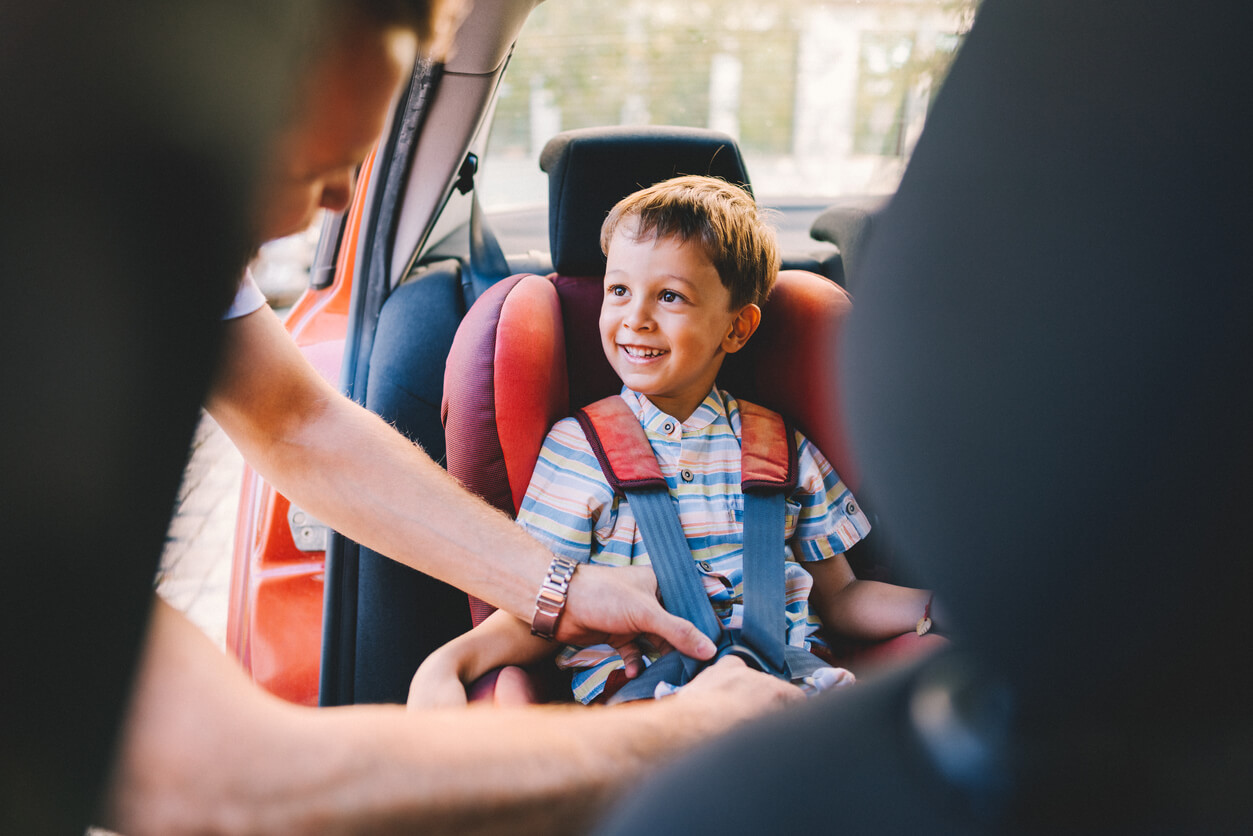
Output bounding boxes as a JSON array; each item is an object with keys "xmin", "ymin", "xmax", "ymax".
[{"xmin": 722, "ymin": 304, "xmax": 762, "ymax": 354}]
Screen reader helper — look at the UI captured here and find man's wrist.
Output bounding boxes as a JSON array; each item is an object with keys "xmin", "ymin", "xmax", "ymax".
[{"xmin": 530, "ymin": 555, "xmax": 579, "ymax": 640}]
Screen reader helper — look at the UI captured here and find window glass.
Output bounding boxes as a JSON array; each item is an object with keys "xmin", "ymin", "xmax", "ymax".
[{"xmin": 481, "ymin": 0, "xmax": 977, "ymax": 209}]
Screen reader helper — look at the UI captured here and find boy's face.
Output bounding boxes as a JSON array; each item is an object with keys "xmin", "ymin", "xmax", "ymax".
[{"xmin": 600, "ymin": 223, "xmax": 760, "ymax": 422}]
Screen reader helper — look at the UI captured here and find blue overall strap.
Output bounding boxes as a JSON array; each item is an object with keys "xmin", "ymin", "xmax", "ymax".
[
  {"xmin": 736, "ymin": 400, "xmax": 799, "ymax": 676},
  {"xmin": 574, "ymin": 401, "xmax": 726, "ymax": 665}
]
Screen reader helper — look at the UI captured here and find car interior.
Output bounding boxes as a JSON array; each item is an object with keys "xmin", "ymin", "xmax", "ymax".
[
  {"xmin": 230, "ymin": 0, "xmax": 939, "ymax": 710},
  {"xmin": 210, "ymin": 0, "xmax": 1253, "ymax": 829},
  {"xmin": 322, "ymin": 118, "xmax": 914, "ymax": 704},
  {"xmin": 285, "ymin": 0, "xmax": 949, "ymax": 709},
  {"xmin": 10, "ymin": 0, "xmax": 1248, "ymax": 830}
]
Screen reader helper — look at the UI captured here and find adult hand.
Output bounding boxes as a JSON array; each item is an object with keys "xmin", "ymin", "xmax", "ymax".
[
  {"xmin": 555, "ymin": 564, "xmax": 715, "ymax": 676},
  {"xmin": 675, "ymin": 655, "xmax": 804, "ymax": 717}
]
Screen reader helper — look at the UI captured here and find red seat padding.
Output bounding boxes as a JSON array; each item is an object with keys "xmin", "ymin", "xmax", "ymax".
[
  {"xmin": 443, "ymin": 273, "xmax": 571, "ymax": 517},
  {"xmin": 721, "ymin": 271, "xmax": 857, "ymax": 489},
  {"xmin": 443, "ymin": 269, "xmax": 856, "ymax": 628}
]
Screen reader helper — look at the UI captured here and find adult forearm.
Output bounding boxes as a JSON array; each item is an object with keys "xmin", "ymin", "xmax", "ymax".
[
  {"xmin": 289, "ymin": 664, "xmax": 799, "ymax": 835},
  {"xmin": 208, "ymin": 306, "xmax": 550, "ymax": 620},
  {"xmin": 240, "ymin": 397, "xmax": 717, "ymax": 659},
  {"xmin": 295, "ymin": 704, "xmax": 663, "ymax": 835},
  {"xmin": 207, "ymin": 307, "xmax": 714, "ymax": 657},
  {"xmin": 105, "ymin": 601, "xmax": 598, "ymax": 835},
  {"xmin": 250, "ymin": 395, "xmax": 548, "ymax": 619},
  {"xmin": 106, "ymin": 602, "xmax": 797, "ymax": 836}
]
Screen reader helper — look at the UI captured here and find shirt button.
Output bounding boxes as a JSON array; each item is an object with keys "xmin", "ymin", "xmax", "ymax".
[
  {"xmin": 681, "ymin": 469, "xmax": 694, "ymax": 482},
  {"xmin": 663, "ymin": 422, "xmax": 674, "ymax": 433},
  {"xmin": 845, "ymin": 501, "xmax": 858, "ymax": 516},
  {"xmin": 698, "ymin": 560, "xmax": 712, "ymax": 572}
]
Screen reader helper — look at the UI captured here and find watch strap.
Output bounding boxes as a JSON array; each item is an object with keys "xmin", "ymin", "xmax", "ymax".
[{"xmin": 531, "ymin": 555, "xmax": 579, "ymax": 640}]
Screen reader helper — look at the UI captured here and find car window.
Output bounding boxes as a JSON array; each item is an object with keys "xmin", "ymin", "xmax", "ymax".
[{"xmin": 481, "ymin": 0, "xmax": 977, "ymax": 211}]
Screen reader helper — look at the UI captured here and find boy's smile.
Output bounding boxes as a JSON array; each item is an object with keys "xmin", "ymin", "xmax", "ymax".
[{"xmin": 600, "ymin": 223, "xmax": 760, "ymax": 422}]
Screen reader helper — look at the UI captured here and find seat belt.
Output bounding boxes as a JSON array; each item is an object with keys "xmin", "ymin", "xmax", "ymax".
[
  {"xmin": 576, "ymin": 396, "xmax": 820, "ymax": 701},
  {"xmin": 454, "ymin": 152, "xmax": 511, "ymax": 288}
]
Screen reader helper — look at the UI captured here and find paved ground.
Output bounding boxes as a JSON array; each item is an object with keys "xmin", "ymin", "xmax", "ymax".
[{"xmin": 156, "ymin": 411, "xmax": 242, "ymax": 648}]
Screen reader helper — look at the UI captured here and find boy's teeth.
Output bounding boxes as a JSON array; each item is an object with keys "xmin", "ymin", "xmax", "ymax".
[{"xmin": 625, "ymin": 346, "xmax": 663, "ymax": 358}]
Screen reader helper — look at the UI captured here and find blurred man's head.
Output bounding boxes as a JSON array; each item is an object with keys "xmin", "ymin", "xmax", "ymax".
[{"xmin": 250, "ymin": 0, "xmax": 463, "ymax": 243}]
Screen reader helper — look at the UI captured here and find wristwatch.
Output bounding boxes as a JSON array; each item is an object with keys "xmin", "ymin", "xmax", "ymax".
[{"xmin": 530, "ymin": 555, "xmax": 579, "ymax": 640}]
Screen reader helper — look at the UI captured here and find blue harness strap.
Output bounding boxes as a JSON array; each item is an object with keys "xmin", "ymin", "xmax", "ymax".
[
  {"xmin": 621, "ymin": 489, "xmax": 721, "ymax": 683},
  {"xmin": 576, "ymin": 396, "xmax": 821, "ymax": 703},
  {"xmin": 740, "ymin": 491, "xmax": 788, "ymax": 674}
]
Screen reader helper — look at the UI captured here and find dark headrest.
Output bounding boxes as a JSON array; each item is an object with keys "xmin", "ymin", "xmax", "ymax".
[
  {"xmin": 809, "ymin": 196, "xmax": 890, "ymax": 290},
  {"xmin": 540, "ymin": 126, "xmax": 752, "ymax": 276}
]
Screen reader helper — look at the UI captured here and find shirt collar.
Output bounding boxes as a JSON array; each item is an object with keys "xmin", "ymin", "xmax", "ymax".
[{"xmin": 621, "ymin": 386, "xmax": 727, "ymax": 434}]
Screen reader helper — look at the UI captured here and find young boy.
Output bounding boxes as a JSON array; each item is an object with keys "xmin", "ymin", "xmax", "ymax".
[{"xmin": 409, "ymin": 175, "xmax": 933, "ymax": 708}]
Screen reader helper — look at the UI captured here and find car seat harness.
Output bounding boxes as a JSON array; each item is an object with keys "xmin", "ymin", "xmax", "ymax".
[{"xmin": 574, "ymin": 396, "xmax": 831, "ymax": 703}]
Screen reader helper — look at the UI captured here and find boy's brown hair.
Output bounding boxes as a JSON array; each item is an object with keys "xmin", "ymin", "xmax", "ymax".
[{"xmin": 600, "ymin": 175, "xmax": 780, "ymax": 309}]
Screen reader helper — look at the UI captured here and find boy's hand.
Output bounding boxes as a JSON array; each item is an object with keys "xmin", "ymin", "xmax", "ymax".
[
  {"xmin": 407, "ymin": 653, "xmax": 469, "ymax": 711},
  {"xmin": 557, "ymin": 564, "xmax": 716, "ymax": 676}
]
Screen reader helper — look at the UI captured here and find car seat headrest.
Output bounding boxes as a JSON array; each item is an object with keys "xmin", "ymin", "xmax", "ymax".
[
  {"xmin": 809, "ymin": 196, "xmax": 890, "ymax": 290},
  {"xmin": 539, "ymin": 126, "xmax": 753, "ymax": 277}
]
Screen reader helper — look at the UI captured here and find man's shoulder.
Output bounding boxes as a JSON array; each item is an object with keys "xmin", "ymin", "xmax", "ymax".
[{"xmin": 223, "ymin": 269, "xmax": 267, "ymax": 319}]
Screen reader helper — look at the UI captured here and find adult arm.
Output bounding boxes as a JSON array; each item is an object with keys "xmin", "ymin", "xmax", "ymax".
[
  {"xmin": 103, "ymin": 599, "xmax": 799, "ymax": 835},
  {"xmin": 206, "ymin": 305, "xmax": 713, "ymax": 658}
]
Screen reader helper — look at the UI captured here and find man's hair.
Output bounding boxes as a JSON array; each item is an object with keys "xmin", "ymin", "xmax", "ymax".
[
  {"xmin": 600, "ymin": 175, "xmax": 780, "ymax": 309},
  {"xmin": 333, "ymin": 0, "xmax": 463, "ymax": 57}
]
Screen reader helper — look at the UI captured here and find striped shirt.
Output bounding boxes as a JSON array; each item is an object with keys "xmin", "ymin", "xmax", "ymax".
[{"xmin": 516, "ymin": 387, "xmax": 872, "ymax": 703}]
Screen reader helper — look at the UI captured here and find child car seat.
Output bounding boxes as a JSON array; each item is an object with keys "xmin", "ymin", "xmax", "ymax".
[
  {"xmin": 442, "ymin": 126, "xmax": 936, "ymax": 693},
  {"xmin": 324, "ymin": 126, "xmax": 776, "ymax": 706},
  {"xmin": 443, "ymin": 125, "xmax": 859, "ymax": 593}
]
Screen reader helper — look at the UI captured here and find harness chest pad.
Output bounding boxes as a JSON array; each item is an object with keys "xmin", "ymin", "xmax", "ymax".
[
  {"xmin": 575, "ymin": 395, "xmax": 797, "ymax": 494},
  {"xmin": 737, "ymin": 399, "xmax": 799, "ymax": 494},
  {"xmin": 574, "ymin": 397, "xmax": 666, "ymax": 493}
]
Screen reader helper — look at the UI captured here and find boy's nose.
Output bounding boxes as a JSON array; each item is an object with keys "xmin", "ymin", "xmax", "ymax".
[{"xmin": 622, "ymin": 299, "xmax": 655, "ymax": 330}]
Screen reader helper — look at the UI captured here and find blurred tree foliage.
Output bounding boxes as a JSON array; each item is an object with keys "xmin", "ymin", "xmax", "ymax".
[
  {"xmin": 490, "ymin": 0, "xmax": 976, "ymax": 160},
  {"xmin": 492, "ymin": 0, "xmax": 811, "ymax": 155}
]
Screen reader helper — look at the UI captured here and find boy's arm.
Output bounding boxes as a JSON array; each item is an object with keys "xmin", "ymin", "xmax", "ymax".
[
  {"xmin": 790, "ymin": 429, "xmax": 930, "ymax": 641},
  {"xmin": 409, "ymin": 610, "xmax": 557, "ymax": 709},
  {"xmin": 804, "ymin": 555, "xmax": 933, "ymax": 641}
]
